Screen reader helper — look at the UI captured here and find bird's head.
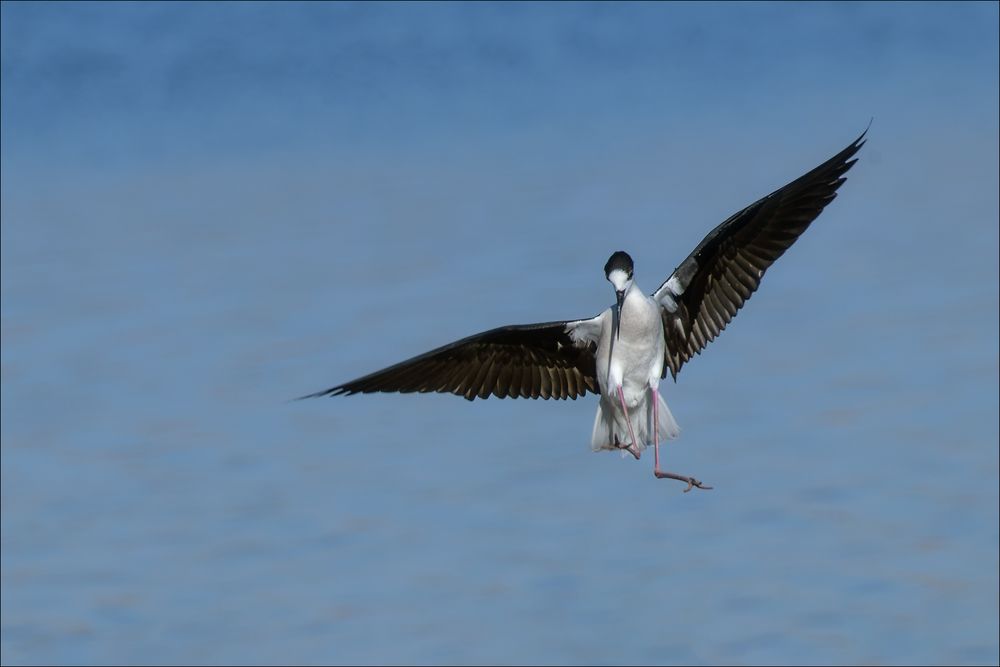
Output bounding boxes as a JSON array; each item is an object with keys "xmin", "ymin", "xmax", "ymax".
[{"xmin": 604, "ymin": 251, "xmax": 634, "ymax": 339}]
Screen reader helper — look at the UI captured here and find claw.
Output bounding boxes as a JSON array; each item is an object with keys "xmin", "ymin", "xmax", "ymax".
[
  {"xmin": 654, "ymin": 469, "xmax": 713, "ymax": 491},
  {"xmin": 611, "ymin": 435, "xmax": 641, "ymax": 460},
  {"xmin": 613, "ymin": 442, "xmax": 641, "ymax": 460}
]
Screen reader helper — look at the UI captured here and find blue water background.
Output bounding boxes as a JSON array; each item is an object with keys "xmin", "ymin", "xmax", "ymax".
[{"xmin": 2, "ymin": 3, "xmax": 998, "ymax": 665}]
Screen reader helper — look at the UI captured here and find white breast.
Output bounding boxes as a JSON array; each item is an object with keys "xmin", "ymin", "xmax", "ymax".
[{"xmin": 596, "ymin": 286, "xmax": 665, "ymax": 404}]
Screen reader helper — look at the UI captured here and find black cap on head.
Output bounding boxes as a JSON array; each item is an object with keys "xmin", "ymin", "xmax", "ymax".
[{"xmin": 604, "ymin": 251, "xmax": 634, "ymax": 278}]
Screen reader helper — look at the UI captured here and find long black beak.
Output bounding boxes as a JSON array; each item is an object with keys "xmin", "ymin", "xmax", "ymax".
[{"xmin": 615, "ymin": 290, "xmax": 625, "ymax": 340}]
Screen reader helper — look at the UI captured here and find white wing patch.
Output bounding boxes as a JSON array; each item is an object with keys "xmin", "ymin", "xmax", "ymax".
[
  {"xmin": 565, "ymin": 314, "xmax": 603, "ymax": 348},
  {"xmin": 665, "ymin": 276, "xmax": 685, "ymax": 296},
  {"xmin": 653, "ymin": 272, "xmax": 694, "ymax": 313},
  {"xmin": 654, "ymin": 275, "xmax": 687, "ymax": 313},
  {"xmin": 659, "ymin": 292, "xmax": 678, "ymax": 313}
]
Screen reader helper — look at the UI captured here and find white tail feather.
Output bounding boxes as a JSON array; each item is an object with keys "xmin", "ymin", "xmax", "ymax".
[{"xmin": 590, "ymin": 391, "xmax": 680, "ymax": 453}]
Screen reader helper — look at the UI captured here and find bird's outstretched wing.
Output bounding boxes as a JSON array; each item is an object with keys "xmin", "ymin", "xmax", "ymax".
[
  {"xmin": 653, "ymin": 130, "xmax": 866, "ymax": 379},
  {"xmin": 300, "ymin": 317, "xmax": 603, "ymax": 401}
]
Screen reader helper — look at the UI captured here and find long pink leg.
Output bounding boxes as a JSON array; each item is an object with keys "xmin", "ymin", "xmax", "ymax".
[
  {"xmin": 616, "ymin": 386, "xmax": 642, "ymax": 460},
  {"xmin": 652, "ymin": 386, "xmax": 660, "ymax": 471},
  {"xmin": 650, "ymin": 386, "xmax": 713, "ymax": 492}
]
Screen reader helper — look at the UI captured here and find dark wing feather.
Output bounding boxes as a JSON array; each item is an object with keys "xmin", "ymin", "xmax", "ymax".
[
  {"xmin": 300, "ymin": 318, "xmax": 601, "ymax": 401},
  {"xmin": 653, "ymin": 130, "xmax": 866, "ymax": 379}
]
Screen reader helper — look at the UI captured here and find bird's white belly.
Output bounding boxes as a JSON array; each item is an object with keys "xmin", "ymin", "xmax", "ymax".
[
  {"xmin": 608, "ymin": 345, "xmax": 663, "ymax": 396},
  {"xmin": 603, "ymin": 339, "xmax": 663, "ymax": 405},
  {"xmin": 596, "ymin": 294, "xmax": 665, "ymax": 408}
]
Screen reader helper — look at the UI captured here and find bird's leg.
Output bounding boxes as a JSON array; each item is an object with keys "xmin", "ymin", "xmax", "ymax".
[
  {"xmin": 613, "ymin": 435, "xmax": 641, "ymax": 460},
  {"xmin": 616, "ymin": 386, "xmax": 642, "ymax": 460},
  {"xmin": 652, "ymin": 385, "xmax": 660, "ymax": 471},
  {"xmin": 650, "ymin": 386, "xmax": 712, "ymax": 492}
]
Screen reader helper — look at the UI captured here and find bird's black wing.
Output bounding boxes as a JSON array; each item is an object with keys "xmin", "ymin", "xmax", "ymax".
[
  {"xmin": 300, "ymin": 316, "xmax": 603, "ymax": 401},
  {"xmin": 653, "ymin": 130, "xmax": 866, "ymax": 379}
]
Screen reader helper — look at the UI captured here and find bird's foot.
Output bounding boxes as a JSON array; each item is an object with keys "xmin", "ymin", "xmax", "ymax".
[
  {"xmin": 611, "ymin": 436, "xmax": 641, "ymax": 460},
  {"xmin": 616, "ymin": 442, "xmax": 641, "ymax": 460},
  {"xmin": 654, "ymin": 469, "xmax": 713, "ymax": 492}
]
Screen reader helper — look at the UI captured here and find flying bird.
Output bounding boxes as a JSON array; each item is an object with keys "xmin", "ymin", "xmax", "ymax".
[{"xmin": 301, "ymin": 131, "xmax": 866, "ymax": 490}]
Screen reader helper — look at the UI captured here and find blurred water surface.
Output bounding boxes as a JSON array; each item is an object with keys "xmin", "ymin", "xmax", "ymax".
[{"xmin": 2, "ymin": 3, "xmax": 998, "ymax": 665}]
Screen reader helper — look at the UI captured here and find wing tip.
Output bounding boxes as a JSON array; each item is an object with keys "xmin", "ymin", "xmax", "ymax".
[
  {"xmin": 294, "ymin": 385, "xmax": 350, "ymax": 400},
  {"xmin": 845, "ymin": 121, "xmax": 871, "ymax": 157}
]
